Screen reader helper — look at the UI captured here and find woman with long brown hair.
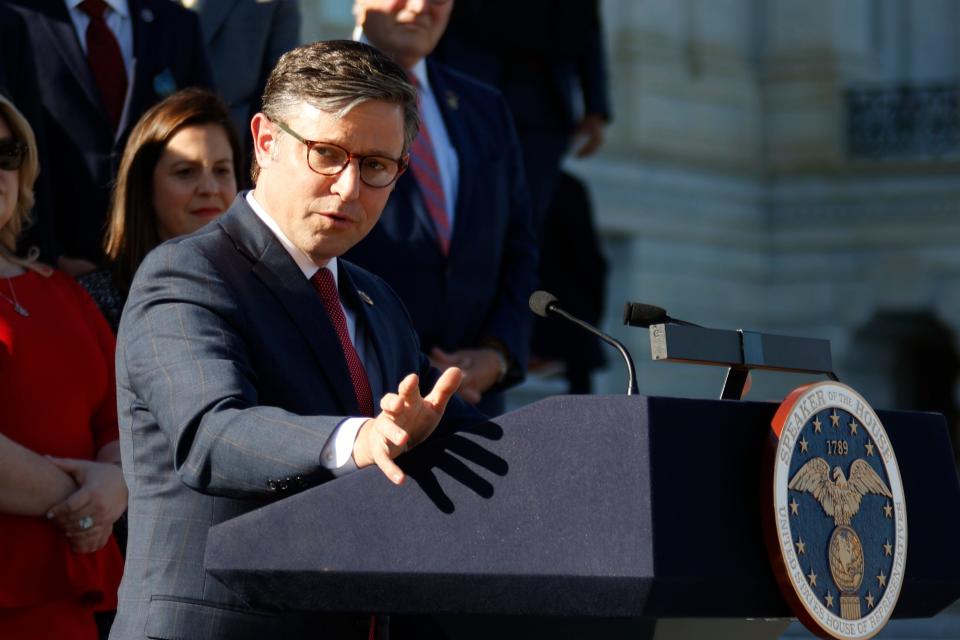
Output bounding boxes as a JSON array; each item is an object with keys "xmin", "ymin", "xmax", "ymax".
[{"xmin": 80, "ymin": 88, "xmax": 242, "ymax": 330}]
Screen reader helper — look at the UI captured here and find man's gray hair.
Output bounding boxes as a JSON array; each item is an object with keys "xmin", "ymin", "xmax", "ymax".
[{"xmin": 262, "ymin": 39, "xmax": 419, "ymax": 152}]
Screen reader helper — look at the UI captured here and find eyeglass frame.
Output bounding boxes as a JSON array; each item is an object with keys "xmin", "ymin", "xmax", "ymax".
[
  {"xmin": 273, "ymin": 120, "xmax": 408, "ymax": 188},
  {"xmin": 0, "ymin": 139, "xmax": 26, "ymax": 171}
]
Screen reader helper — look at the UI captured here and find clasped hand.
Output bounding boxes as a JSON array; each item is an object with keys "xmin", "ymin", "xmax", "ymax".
[
  {"xmin": 352, "ymin": 366, "xmax": 462, "ymax": 485},
  {"xmin": 45, "ymin": 458, "xmax": 127, "ymax": 554},
  {"xmin": 429, "ymin": 347, "xmax": 501, "ymax": 405}
]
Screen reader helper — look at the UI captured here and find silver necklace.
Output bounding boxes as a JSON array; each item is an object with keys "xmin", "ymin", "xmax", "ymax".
[{"xmin": 0, "ymin": 277, "xmax": 29, "ymax": 317}]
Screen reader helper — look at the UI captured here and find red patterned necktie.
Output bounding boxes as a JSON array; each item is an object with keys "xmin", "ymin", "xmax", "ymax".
[
  {"xmin": 408, "ymin": 76, "xmax": 452, "ymax": 254},
  {"xmin": 310, "ymin": 268, "xmax": 374, "ymax": 417},
  {"xmin": 79, "ymin": 0, "xmax": 128, "ymax": 131}
]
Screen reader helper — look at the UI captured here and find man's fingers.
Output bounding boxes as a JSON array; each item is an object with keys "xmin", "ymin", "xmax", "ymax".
[
  {"xmin": 376, "ymin": 417, "xmax": 409, "ymax": 448},
  {"xmin": 380, "ymin": 392, "xmax": 402, "ymax": 415},
  {"xmin": 353, "ymin": 417, "xmax": 410, "ymax": 470},
  {"xmin": 575, "ymin": 134, "xmax": 602, "ymax": 158},
  {"xmin": 430, "ymin": 347, "xmax": 459, "ymax": 366},
  {"xmin": 459, "ymin": 387, "xmax": 482, "ymax": 405},
  {"xmin": 373, "ymin": 448, "xmax": 406, "ymax": 485},
  {"xmin": 397, "ymin": 373, "xmax": 419, "ymax": 400},
  {"xmin": 426, "ymin": 366, "xmax": 463, "ymax": 407}
]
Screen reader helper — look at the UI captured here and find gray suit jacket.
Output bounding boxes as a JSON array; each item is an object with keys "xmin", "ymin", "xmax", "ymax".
[
  {"xmin": 192, "ymin": 0, "xmax": 300, "ymax": 140},
  {"xmin": 110, "ymin": 196, "xmax": 481, "ymax": 639}
]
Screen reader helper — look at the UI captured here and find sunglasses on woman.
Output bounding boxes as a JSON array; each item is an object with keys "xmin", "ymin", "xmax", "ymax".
[{"xmin": 0, "ymin": 139, "xmax": 26, "ymax": 171}]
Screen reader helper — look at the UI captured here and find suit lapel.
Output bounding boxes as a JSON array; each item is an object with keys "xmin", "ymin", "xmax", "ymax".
[
  {"xmin": 35, "ymin": 0, "xmax": 107, "ymax": 123},
  {"xmin": 127, "ymin": 0, "xmax": 157, "ymax": 131},
  {"xmin": 218, "ymin": 199, "xmax": 363, "ymax": 416},
  {"xmin": 339, "ymin": 263, "xmax": 396, "ymax": 402},
  {"xmin": 197, "ymin": 0, "xmax": 240, "ymax": 44},
  {"xmin": 427, "ymin": 60, "xmax": 476, "ymax": 253}
]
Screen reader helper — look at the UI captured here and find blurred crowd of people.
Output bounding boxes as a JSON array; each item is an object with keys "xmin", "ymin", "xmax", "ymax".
[{"xmin": 0, "ymin": 1, "xmax": 611, "ymax": 638}]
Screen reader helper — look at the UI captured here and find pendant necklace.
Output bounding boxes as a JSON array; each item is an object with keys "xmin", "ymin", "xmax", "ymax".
[{"xmin": 0, "ymin": 277, "xmax": 29, "ymax": 317}]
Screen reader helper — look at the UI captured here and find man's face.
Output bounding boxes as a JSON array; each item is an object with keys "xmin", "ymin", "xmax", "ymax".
[
  {"xmin": 358, "ymin": 0, "xmax": 453, "ymax": 69},
  {"xmin": 251, "ymin": 100, "xmax": 405, "ymax": 264}
]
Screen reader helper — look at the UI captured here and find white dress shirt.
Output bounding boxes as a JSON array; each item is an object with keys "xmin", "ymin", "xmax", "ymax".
[{"xmin": 246, "ymin": 191, "xmax": 368, "ymax": 469}]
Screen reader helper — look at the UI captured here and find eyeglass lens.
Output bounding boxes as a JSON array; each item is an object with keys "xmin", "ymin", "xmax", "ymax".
[
  {"xmin": 307, "ymin": 143, "xmax": 400, "ymax": 188},
  {"xmin": 0, "ymin": 139, "xmax": 25, "ymax": 171}
]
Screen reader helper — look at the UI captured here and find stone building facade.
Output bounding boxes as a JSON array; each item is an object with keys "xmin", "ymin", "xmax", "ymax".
[
  {"xmin": 301, "ymin": 1, "xmax": 960, "ymax": 635},
  {"xmin": 301, "ymin": 0, "xmax": 960, "ymax": 445}
]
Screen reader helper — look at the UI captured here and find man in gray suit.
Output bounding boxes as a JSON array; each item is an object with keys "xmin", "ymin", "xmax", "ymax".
[
  {"xmin": 184, "ymin": 0, "xmax": 301, "ymax": 174},
  {"xmin": 110, "ymin": 40, "xmax": 482, "ymax": 639}
]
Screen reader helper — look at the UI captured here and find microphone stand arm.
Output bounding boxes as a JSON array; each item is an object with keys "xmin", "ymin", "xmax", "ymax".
[{"xmin": 551, "ymin": 307, "xmax": 638, "ymax": 395}]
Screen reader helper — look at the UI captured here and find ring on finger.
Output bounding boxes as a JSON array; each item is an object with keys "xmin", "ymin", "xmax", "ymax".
[{"xmin": 77, "ymin": 515, "xmax": 94, "ymax": 531}]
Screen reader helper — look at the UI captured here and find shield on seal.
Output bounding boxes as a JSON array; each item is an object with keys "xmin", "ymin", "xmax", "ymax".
[{"xmin": 763, "ymin": 381, "xmax": 907, "ymax": 640}]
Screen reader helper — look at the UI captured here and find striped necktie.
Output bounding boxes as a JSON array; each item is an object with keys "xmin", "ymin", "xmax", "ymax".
[{"xmin": 408, "ymin": 76, "xmax": 452, "ymax": 254}]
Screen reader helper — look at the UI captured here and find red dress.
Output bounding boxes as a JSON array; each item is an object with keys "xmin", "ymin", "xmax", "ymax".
[{"xmin": 0, "ymin": 270, "xmax": 124, "ymax": 639}]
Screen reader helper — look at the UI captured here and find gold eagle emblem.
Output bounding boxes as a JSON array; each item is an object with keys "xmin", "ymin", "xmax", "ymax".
[{"xmin": 788, "ymin": 458, "xmax": 892, "ymax": 526}]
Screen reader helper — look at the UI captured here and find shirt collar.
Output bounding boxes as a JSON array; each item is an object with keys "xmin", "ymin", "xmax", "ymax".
[
  {"xmin": 408, "ymin": 58, "xmax": 430, "ymax": 90},
  {"xmin": 66, "ymin": 0, "xmax": 130, "ymax": 18},
  {"xmin": 245, "ymin": 191, "xmax": 336, "ymax": 282}
]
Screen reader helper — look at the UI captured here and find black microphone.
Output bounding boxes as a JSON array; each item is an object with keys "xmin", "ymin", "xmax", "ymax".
[
  {"xmin": 622, "ymin": 301, "xmax": 701, "ymax": 328},
  {"xmin": 529, "ymin": 291, "xmax": 638, "ymax": 395}
]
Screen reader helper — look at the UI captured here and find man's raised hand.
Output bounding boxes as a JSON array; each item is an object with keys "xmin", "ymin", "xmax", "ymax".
[{"xmin": 352, "ymin": 367, "xmax": 463, "ymax": 485}]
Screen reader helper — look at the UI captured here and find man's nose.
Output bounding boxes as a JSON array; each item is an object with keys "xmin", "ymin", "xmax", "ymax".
[{"xmin": 331, "ymin": 160, "xmax": 362, "ymax": 201}]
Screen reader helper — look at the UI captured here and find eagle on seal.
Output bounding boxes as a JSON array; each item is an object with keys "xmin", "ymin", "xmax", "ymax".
[{"xmin": 789, "ymin": 458, "xmax": 892, "ymax": 526}]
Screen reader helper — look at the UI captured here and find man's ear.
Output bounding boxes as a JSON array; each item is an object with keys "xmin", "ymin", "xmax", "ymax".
[{"xmin": 251, "ymin": 113, "xmax": 276, "ymax": 168}]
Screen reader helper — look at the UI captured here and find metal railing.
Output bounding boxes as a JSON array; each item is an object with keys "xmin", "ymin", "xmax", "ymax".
[{"xmin": 846, "ymin": 83, "xmax": 960, "ymax": 159}]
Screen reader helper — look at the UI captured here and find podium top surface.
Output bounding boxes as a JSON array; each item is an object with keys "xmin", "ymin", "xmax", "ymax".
[{"xmin": 205, "ymin": 395, "xmax": 960, "ymax": 618}]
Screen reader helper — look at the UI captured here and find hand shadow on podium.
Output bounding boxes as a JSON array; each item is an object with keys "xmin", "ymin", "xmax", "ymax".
[{"xmin": 402, "ymin": 420, "xmax": 508, "ymax": 514}]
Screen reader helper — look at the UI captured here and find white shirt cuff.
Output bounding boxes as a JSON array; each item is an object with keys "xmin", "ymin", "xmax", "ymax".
[{"xmin": 320, "ymin": 417, "xmax": 368, "ymax": 469}]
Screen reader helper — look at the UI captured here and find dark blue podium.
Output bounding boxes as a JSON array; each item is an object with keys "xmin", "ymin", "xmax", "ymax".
[{"xmin": 204, "ymin": 395, "xmax": 960, "ymax": 626}]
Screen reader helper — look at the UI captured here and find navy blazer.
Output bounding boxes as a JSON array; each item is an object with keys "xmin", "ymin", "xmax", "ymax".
[
  {"xmin": 436, "ymin": 0, "xmax": 612, "ymax": 132},
  {"xmin": 5, "ymin": 0, "xmax": 213, "ymax": 263},
  {"xmin": 345, "ymin": 60, "xmax": 538, "ymax": 396},
  {"xmin": 111, "ymin": 196, "xmax": 482, "ymax": 639},
  {"xmin": 0, "ymin": 3, "xmax": 57, "ymax": 260}
]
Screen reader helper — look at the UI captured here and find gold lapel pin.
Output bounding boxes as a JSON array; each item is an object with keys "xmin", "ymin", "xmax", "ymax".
[
  {"xmin": 358, "ymin": 290, "xmax": 374, "ymax": 306},
  {"xmin": 445, "ymin": 90, "xmax": 459, "ymax": 110}
]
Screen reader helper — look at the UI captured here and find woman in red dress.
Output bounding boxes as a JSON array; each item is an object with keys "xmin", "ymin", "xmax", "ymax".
[{"xmin": 0, "ymin": 96, "xmax": 126, "ymax": 639}]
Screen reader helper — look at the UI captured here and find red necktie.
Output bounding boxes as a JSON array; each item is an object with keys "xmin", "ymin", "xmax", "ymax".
[
  {"xmin": 408, "ymin": 77, "xmax": 452, "ymax": 254},
  {"xmin": 79, "ymin": 0, "xmax": 128, "ymax": 131},
  {"xmin": 311, "ymin": 269, "xmax": 374, "ymax": 417}
]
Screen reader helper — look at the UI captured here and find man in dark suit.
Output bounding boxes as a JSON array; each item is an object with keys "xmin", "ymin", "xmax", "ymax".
[
  {"xmin": 347, "ymin": 0, "xmax": 538, "ymax": 416},
  {"xmin": 0, "ymin": 3, "xmax": 56, "ymax": 261},
  {"xmin": 4, "ymin": 0, "xmax": 212, "ymax": 272},
  {"xmin": 434, "ymin": 0, "xmax": 612, "ymax": 228},
  {"xmin": 111, "ymin": 40, "xmax": 481, "ymax": 639}
]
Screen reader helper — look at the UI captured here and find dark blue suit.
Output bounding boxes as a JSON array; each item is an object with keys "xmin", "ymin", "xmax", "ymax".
[
  {"xmin": 0, "ymin": 3, "xmax": 57, "ymax": 261},
  {"xmin": 346, "ymin": 61, "xmax": 538, "ymax": 415},
  {"xmin": 112, "ymin": 195, "xmax": 483, "ymax": 638},
  {"xmin": 435, "ymin": 0, "xmax": 612, "ymax": 226},
  {"xmin": 4, "ymin": 0, "xmax": 212, "ymax": 263}
]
